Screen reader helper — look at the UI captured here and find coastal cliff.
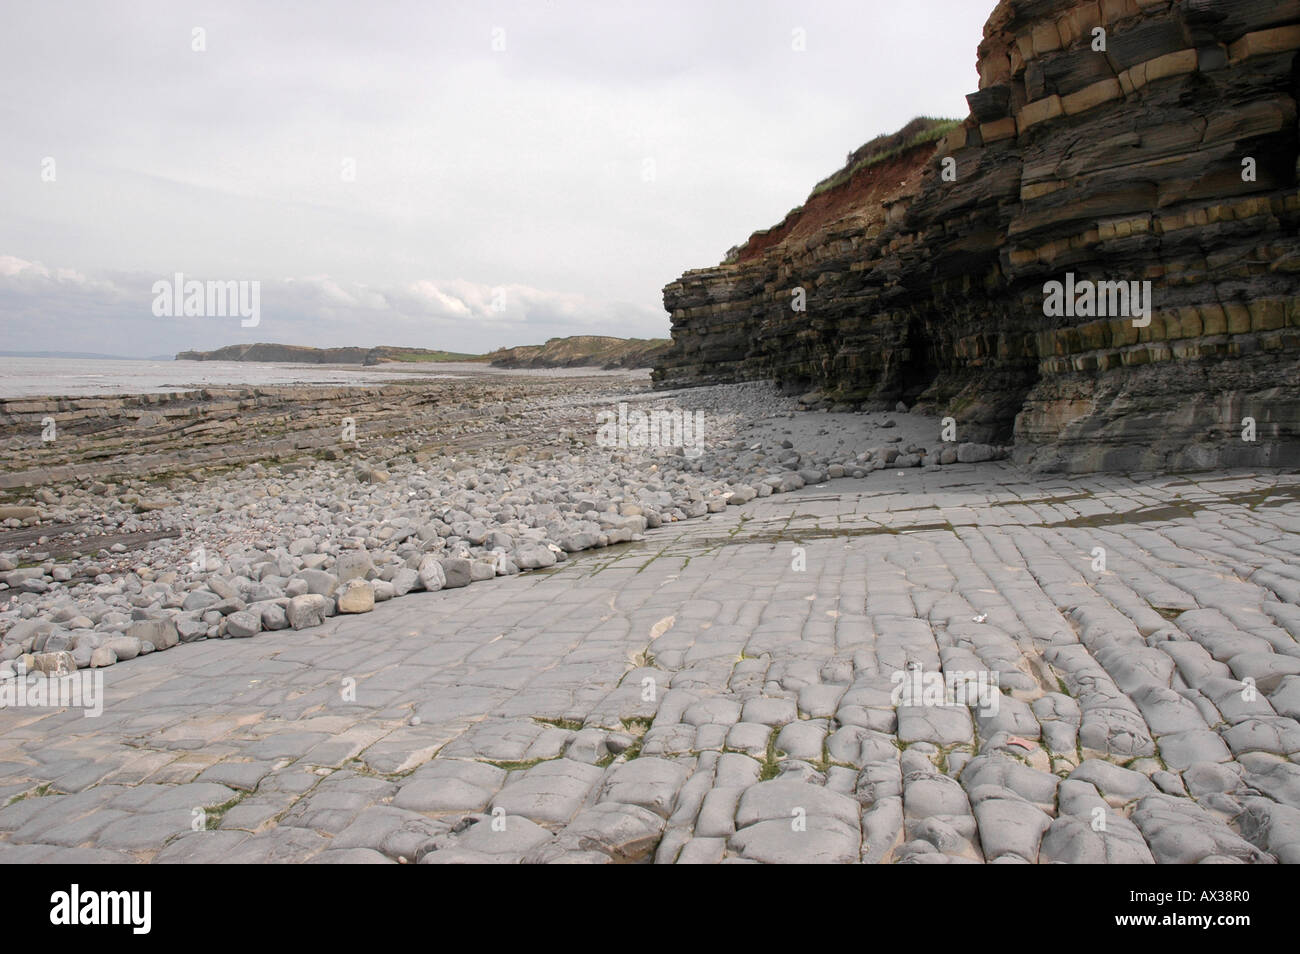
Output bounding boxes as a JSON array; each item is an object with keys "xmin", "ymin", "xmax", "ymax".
[
  {"xmin": 656, "ymin": 0, "xmax": 1300, "ymax": 472},
  {"xmin": 175, "ymin": 344, "xmax": 477, "ymax": 365},
  {"xmin": 178, "ymin": 337, "xmax": 669, "ymax": 370},
  {"xmin": 487, "ymin": 336, "xmax": 670, "ymax": 369}
]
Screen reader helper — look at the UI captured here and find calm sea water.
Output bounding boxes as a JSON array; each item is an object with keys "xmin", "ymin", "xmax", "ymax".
[
  {"xmin": 0, "ymin": 357, "xmax": 645, "ymax": 398},
  {"xmin": 0, "ymin": 357, "xmax": 457, "ymax": 398}
]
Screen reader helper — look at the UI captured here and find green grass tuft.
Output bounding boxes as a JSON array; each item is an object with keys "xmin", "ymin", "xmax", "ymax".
[{"xmin": 808, "ymin": 117, "xmax": 961, "ymax": 199}]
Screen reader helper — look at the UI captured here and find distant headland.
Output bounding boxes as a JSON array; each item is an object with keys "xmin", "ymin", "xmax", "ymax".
[{"xmin": 176, "ymin": 335, "xmax": 670, "ymax": 370}]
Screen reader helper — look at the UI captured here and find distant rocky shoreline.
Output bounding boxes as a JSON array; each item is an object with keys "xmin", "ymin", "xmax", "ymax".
[
  {"xmin": 177, "ymin": 334, "xmax": 670, "ymax": 370},
  {"xmin": 175, "ymin": 343, "xmax": 481, "ymax": 366}
]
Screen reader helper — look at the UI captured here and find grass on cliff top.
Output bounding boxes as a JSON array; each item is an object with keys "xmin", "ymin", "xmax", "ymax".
[
  {"xmin": 807, "ymin": 116, "xmax": 962, "ymax": 199},
  {"xmin": 485, "ymin": 335, "xmax": 670, "ymax": 367},
  {"xmin": 721, "ymin": 116, "xmax": 962, "ymax": 265},
  {"xmin": 379, "ymin": 349, "xmax": 484, "ymax": 363}
]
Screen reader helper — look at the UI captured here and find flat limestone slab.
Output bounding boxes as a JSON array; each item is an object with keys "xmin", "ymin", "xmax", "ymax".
[{"xmin": 2, "ymin": 467, "xmax": 1299, "ymax": 863}]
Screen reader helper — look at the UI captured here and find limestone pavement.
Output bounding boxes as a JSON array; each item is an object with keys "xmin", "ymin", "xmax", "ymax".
[{"xmin": 1, "ymin": 463, "xmax": 1298, "ymax": 864}]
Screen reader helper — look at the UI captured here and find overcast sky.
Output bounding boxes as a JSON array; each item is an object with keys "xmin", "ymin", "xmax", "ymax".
[{"xmin": 1, "ymin": 0, "xmax": 994, "ymax": 357}]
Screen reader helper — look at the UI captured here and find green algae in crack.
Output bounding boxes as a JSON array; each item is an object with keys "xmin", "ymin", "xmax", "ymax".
[
  {"xmin": 810, "ymin": 738, "xmax": 856, "ymax": 775},
  {"xmin": 614, "ymin": 715, "xmax": 653, "ymax": 762},
  {"xmin": 935, "ymin": 749, "xmax": 950, "ymax": 775},
  {"xmin": 1051, "ymin": 484, "xmax": 1300, "ymax": 530},
  {"xmin": 481, "ymin": 756, "xmax": 556, "ymax": 772},
  {"xmin": 626, "ymin": 481, "xmax": 1300, "ymax": 553},
  {"xmin": 203, "ymin": 791, "xmax": 249, "ymax": 830},
  {"xmin": 4, "ymin": 782, "xmax": 51, "ymax": 807},
  {"xmin": 630, "ymin": 546, "xmax": 678, "ymax": 575},
  {"xmin": 533, "ymin": 717, "xmax": 584, "ymax": 731},
  {"xmin": 341, "ymin": 755, "xmax": 425, "ymax": 783},
  {"xmin": 757, "ymin": 728, "xmax": 785, "ymax": 781},
  {"xmin": 619, "ymin": 736, "xmax": 645, "ymax": 763}
]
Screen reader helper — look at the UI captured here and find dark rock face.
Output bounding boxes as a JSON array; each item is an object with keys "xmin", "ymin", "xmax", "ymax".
[{"xmin": 656, "ymin": 0, "xmax": 1300, "ymax": 472}]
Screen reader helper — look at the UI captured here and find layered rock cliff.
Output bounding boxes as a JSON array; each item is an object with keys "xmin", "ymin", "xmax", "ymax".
[{"xmin": 656, "ymin": 0, "xmax": 1300, "ymax": 472}]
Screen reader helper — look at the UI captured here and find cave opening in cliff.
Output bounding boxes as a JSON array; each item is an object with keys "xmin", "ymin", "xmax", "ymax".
[{"xmin": 897, "ymin": 316, "xmax": 941, "ymax": 408}]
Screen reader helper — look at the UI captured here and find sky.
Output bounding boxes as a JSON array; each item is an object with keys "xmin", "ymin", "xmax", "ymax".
[{"xmin": 0, "ymin": 0, "xmax": 995, "ymax": 357}]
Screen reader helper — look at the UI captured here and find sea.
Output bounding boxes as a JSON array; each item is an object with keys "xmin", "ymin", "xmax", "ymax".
[
  {"xmin": 0, "ymin": 356, "xmax": 460, "ymax": 398},
  {"xmin": 0, "ymin": 356, "xmax": 642, "ymax": 399}
]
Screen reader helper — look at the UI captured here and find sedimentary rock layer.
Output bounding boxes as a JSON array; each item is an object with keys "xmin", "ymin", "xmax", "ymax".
[
  {"xmin": 0, "ymin": 376, "xmax": 631, "ymax": 489},
  {"xmin": 657, "ymin": 0, "xmax": 1300, "ymax": 472}
]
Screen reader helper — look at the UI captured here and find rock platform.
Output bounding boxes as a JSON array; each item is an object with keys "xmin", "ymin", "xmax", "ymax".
[{"xmin": 3, "ymin": 462, "xmax": 1297, "ymax": 864}]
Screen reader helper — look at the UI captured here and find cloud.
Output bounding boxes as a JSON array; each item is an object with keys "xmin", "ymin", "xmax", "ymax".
[
  {"xmin": 0, "ymin": 256, "xmax": 663, "ymax": 356},
  {"xmin": 0, "ymin": 1, "xmax": 996, "ymax": 354},
  {"xmin": 0, "ymin": 255, "xmax": 118, "ymax": 292}
]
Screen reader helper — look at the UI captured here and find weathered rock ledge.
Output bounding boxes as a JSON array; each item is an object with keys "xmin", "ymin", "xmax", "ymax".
[
  {"xmin": 0, "ymin": 376, "xmax": 631, "ymax": 489},
  {"xmin": 656, "ymin": 0, "xmax": 1300, "ymax": 472}
]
